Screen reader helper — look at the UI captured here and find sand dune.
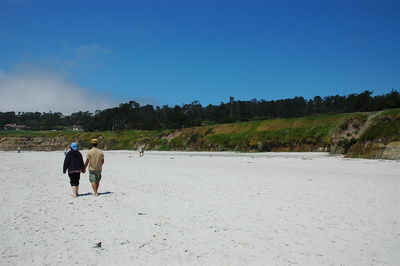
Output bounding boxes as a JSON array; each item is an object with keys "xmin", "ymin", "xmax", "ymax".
[{"xmin": 0, "ymin": 151, "xmax": 399, "ymax": 265}]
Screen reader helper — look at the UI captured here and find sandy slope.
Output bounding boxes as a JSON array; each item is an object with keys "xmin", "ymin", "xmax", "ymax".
[{"xmin": 0, "ymin": 151, "xmax": 399, "ymax": 266}]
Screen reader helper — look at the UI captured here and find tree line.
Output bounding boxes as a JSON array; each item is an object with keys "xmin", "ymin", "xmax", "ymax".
[{"xmin": 1, "ymin": 90, "xmax": 399, "ymax": 131}]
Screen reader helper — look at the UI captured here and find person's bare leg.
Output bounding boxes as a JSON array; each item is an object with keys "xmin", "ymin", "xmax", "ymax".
[
  {"xmin": 95, "ymin": 182, "xmax": 100, "ymax": 195},
  {"xmin": 91, "ymin": 182, "xmax": 96, "ymax": 195},
  {"xmin": 92, "ymin": 182, "xmax": 99, "ymax": 196},
  {"xmin": 75, "ymin": 186, "xmax": 79, "ymax": 197},
  {"xmin": 71, "ymin": 186, "xmax": 77, "ymax": 198},
  {"xmin": 95, "ymin": 182, "xmax": 99, "ymax": 196}
]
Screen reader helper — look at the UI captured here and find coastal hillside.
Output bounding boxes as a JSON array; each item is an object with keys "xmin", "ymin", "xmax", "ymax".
[{"xmin": 1, "ymin": 108, "xmax": 399, "ymax": 159}]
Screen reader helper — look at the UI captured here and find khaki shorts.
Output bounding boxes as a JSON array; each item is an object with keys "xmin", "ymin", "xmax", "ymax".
[{"xmin": 89, "ymin": 170, "xmax": 102, "ymax": 183}]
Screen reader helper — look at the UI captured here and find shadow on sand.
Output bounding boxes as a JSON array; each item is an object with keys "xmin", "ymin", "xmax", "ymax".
[
  {"xmin": 78, "ymin": 192, "xmax": 113, "ymax": 197},
  {"xmin": 99, "ymin": 191, "xmax": 113, "ymax": 196}
]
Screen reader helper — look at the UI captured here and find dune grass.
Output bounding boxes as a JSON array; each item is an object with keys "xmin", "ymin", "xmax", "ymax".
[
  {"xmin": 360, "ymin": 108, "xmax": 400, "ymax": 141},
  {"xmin": 1, "ymin": 109, "xmax": 399, "ymax": 151}
]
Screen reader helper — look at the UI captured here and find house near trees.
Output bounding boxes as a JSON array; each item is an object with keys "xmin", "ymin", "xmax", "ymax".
[{"xmin": 4, "ymin": 124, "xmax": 27, "ymax": 130}]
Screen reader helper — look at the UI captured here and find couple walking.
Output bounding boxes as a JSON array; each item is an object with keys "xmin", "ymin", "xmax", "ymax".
[{"xmin": 63, "ymin": 139, "xmax": 104, "ymax": 197}]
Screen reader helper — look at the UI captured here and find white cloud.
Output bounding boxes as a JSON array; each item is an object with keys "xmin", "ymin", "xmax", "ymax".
[
  {"xmin": 0, "ymin": 44, "xmax": 158, "ymax": 114},
  {"xmin": 0, "ymin": 66, "xmax": 119, "ymax": 114}
]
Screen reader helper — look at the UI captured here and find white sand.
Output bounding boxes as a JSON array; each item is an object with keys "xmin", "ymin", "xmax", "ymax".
[{"xmin": 0, "ymin": 151, "xmax": 399, "ymax": 266}]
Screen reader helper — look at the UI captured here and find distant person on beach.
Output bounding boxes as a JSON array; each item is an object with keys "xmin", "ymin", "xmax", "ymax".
[
  {"xmin": 139, "ymin": 148, "xmax": 144, "ymax": 157},
  {"xmin": 84, "ymin": 139, "xmax": 104, "ymax": 196},
  {"xmin": 17, "ymin": 147, "xmax": 21, "ymax": 153},
  {"xmin": 63, "ymin": 142, "xmax": 85, "ymax": 198}
]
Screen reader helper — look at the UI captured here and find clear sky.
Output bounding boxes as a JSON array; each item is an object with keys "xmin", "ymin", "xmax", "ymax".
[{"xmin": 1, "ymin": 0, "xmax": 399, "ymax": 114}]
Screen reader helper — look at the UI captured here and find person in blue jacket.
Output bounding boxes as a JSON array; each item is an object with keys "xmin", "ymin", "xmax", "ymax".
[{"xmin": 63, "ymin": 142, "xmax": 85, "ymax": 197}]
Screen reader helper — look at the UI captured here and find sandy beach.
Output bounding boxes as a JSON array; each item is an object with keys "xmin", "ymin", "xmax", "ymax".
[{"xmin": 0, "ymin": 151, "xmax": 399, "ymax": 266}]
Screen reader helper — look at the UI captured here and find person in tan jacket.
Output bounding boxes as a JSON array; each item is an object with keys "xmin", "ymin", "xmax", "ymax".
[{"xmin": 84, "ymin": 139, "xmax": 104, "ymax": 196}]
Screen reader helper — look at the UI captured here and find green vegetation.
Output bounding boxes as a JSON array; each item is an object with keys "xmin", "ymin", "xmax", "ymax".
[
  {"xmin": 1, "ymin": 109, "xmax": 400, "ymax": 154},
  {"xmin": 204, "ymin": 113, "xmax": 356, "ymax": 151},
  {"xmin": 2, "ymin": 90, "xmax": 400, "ymax": 132},
  {"xmin": 0, "ymin": 130, "xmax": 62, "ymax": 137},
  {"xmin": 360, "ymin": 108, "xmax": 400, "ymax": 141}
]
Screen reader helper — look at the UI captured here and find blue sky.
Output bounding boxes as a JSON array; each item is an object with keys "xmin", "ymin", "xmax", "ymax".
[{"xmin": 0, "ymin": 0, "xmax": 399, "ymax": 113}]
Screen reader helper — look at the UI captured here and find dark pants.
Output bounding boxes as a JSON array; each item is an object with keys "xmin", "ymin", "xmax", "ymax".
[{"xmin": 68, "ymin": 173, "xmax": 80, "ymax": 186}]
